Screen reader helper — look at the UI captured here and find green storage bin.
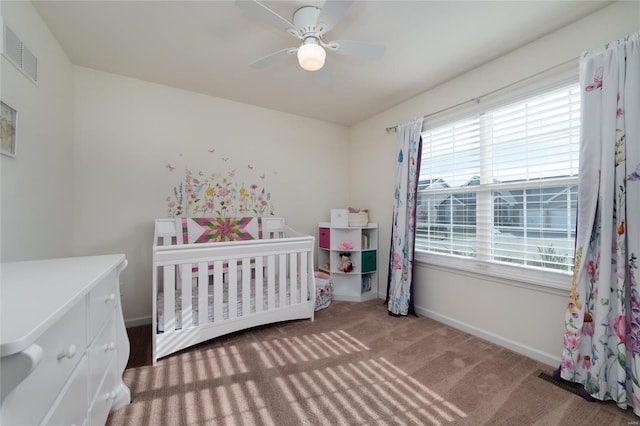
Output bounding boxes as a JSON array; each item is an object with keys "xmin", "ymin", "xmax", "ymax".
[{"xmin": 361, "ymin": 250, "xmax": 377, "ymax": 273}]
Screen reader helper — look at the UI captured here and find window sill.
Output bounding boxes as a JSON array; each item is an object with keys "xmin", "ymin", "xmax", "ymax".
[{"xmin": 414, "ymin": 251, "xmax": 572, "ymax": 297}]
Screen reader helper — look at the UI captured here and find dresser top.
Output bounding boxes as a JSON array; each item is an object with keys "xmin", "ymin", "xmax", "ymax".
[{"xmin": 0, "ymin": 254, "xmax": 126, "ymax": 357}]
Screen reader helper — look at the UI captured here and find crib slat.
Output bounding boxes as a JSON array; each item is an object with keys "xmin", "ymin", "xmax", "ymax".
[
  {"xmin": 242, "ymin": 258, "xmax": 251, "ymax": 316},
  {"xmin": 267, "ymin": 255, "xmax": 275, "ymax": 311},
  {"xmin": 180, "ymin": 263, "xmax": 193, "ymax": 329},
  {"xmin": 213, "ymin": 260, "xmax": 224, "ymax": 322},
  {"xmin": 300, "ymin": 251, "xmax": 309, "ymax": 302},
  {"xmin": 228, "ymin": 259, "xmax": 238, "ymax": 320},
  {"xmin": 163, "ymin": 265, "xmax": 175, "ymax": 332},
  {"xmin": 279, "ymin": 254, "xmax": 287, "ymax": 308},
  {"xmin": 289, "ymin": 252, "xmax": 298, "ymax": 304},
  {"xmin": 198, "ymin": 262, "xmax": 208, "ymax": 326},
  {"xmin": 255, "ymin": 256, "xmax": 263, "ymax": 313}
]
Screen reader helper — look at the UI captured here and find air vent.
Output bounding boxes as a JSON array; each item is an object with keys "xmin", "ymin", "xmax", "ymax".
[
  {"xmin": 535, "ymin": 369, "xmax": 580, "ymax": 395},
  {"xmin": 1, "ymin": 17, "xmax": 38, "ymax": 84}
]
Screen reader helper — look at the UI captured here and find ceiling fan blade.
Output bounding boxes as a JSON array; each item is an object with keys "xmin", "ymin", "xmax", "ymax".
[
  {"xmin": 235, "ymin": 0, "xmax": 299, "ymax": 35},
  {"xmin": 249, "ymin": 47, "xmax": 297, "ymax": 69},
  {"xmin": 328, "ymin": 40, "xmax": 385, "ymax": 60},
  {"xmin": 317, "ymin": 0, "xmax": 354, "ymax": 33}
]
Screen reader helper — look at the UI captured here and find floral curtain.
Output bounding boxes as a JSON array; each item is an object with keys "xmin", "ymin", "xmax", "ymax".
[
  {"xmin": 560, "ymin": 32, "xmax": 640, "ymax": 413},
  {"xmin": 386, "ymin": 117, "xmax": 424, "ymax": 316}
]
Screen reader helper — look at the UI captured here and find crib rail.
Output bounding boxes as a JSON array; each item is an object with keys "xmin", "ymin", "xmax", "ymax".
[{"xmin": 152, "ymin": 228, "xmax": 315, "ymax": 364}]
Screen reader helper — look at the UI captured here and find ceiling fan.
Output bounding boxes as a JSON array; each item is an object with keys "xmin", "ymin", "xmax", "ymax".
[{"xmin": 235, "ymin": 0, "xmax": 385, "ymax": 72}]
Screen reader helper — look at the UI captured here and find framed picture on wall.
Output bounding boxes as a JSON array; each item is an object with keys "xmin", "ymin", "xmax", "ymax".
[{"xmin": 1, "ymin": 101, "xmax": 17, "ymax": 157}]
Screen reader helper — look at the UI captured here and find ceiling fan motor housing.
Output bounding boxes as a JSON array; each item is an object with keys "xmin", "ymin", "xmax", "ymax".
[{"xmin": 293, "ymin": 6, "xmax": 325, "ymax": 39}]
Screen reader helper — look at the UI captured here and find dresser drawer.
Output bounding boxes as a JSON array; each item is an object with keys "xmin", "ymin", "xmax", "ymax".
[
  {"xmin": 41, "ymin": 355, "xmax": 89, "ymax": 426},
  {"xmin": 89, "ymin": 269, "xmax": 118, "ymax": 342},
  {"xmin": 89, "ymin": 356, "xmax": 118, "ymax": 426},
  {"xmin": 1, "ymin": 300, "xmax": 86, "ymax": 426},
  {"xmin": 88, "ymin": 315, "xmax": 116, "ymax": 398}
]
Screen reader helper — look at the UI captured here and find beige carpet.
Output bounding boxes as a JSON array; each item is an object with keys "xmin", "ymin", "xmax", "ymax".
[{"xmin": 107, "ymin": 300, "xmax": 639, "ymax": 425}]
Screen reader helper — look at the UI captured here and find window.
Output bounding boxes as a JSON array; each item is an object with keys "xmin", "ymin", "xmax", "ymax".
[{"xmin": 416, "ymin": 83, "xmax": 580, "ymax": 275}]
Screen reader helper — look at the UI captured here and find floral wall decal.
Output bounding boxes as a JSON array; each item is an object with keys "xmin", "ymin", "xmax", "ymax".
[{"xmin": 165, "ymin": 149, "xmax": 276, "ymax": 218}]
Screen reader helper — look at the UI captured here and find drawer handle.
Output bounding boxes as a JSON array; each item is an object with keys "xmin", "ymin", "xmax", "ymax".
[
  {"xmin": 103, "ymin": 342, "xmax": 116, "ymax": 352},
  {"xmin": 104, "ymin": 293, "xmax": 116, "ymax": 303},
  {"xmin": 57, "ymin": 344, "xmax": 77, "ymax": 360}
]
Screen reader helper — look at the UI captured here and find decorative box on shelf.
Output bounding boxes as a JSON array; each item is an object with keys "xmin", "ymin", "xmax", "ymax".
[
  {"xmin": 330, "ymin": 209, "xmax": 349, "ymax": 227},
  {"xmin": 348, "ymin": 212, "xmax": 368, "ymax": 227}
]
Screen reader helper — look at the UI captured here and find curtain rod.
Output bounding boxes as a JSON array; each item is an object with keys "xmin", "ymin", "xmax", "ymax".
[{"xmin": 385, "ymin": 56, "xmax": 579, "ymax": 133}]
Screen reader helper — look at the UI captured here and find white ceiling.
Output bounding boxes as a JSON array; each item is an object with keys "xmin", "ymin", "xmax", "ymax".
[{"xmin": 32, "ymin": 0, "xmax": 610, "ymax": 126}]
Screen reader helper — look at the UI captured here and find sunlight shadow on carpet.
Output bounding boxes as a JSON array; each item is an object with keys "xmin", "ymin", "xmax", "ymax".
[
  {"xmin": 274, "ymin": 357, "xmax": 468, "ymax": 425},
  {"xmin": 261, "ymin": 331, "xmax": 467, "ymax": 426},
  {"xmin": 113, "ymin": 326, "xmax": 467, "ymax": 425},
  {"xmin": 254, "ymin": 330, "xmax": 372, "ymax": 369}
]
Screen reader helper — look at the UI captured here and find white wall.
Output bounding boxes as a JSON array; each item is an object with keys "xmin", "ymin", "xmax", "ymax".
[
  {"xmin": 349, "ymin": 1, "xmax": 640, "ymax": 366},
  {"xmin": 0, "ymin": 1, "xmax": 74, "ymax": 261},
  {"xmin": 72, "ymin": 67, "xmax": 350, "ymax": 323}
]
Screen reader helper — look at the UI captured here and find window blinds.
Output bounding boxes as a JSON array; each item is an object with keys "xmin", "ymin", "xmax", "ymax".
[{"xmin": 417, "ymin": 83, "xmax": 580, "ymax": 272}]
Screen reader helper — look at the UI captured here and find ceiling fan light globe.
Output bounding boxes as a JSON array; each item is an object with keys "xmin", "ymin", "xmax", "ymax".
[{"xmin": 297, "ymin": 43, "xmax": 326, "ymax": 71}]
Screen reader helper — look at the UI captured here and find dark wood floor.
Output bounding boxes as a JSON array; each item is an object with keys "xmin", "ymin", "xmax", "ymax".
[{"xmin": 124, "ymin": 324, "xmax": 153, "ymax": 368}]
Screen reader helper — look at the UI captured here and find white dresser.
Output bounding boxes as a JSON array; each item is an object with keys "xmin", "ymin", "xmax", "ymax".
[{"xmin": 0, "ymin": 255, "xmax": 131, "ymax": 425}]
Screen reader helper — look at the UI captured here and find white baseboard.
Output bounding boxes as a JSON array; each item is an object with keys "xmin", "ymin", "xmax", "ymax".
[
  {"xmin": 413, "ymin": 304, "xmax": 561, "ymax": 368},
  {"xmin": 125, "ymin": 316, "xmax": 152, "ymax": 328}
]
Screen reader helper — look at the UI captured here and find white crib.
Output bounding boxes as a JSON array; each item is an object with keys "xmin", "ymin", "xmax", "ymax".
[{"xmin": 152, "ymin": 217, "xmax": 316, "ymax": 365}]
